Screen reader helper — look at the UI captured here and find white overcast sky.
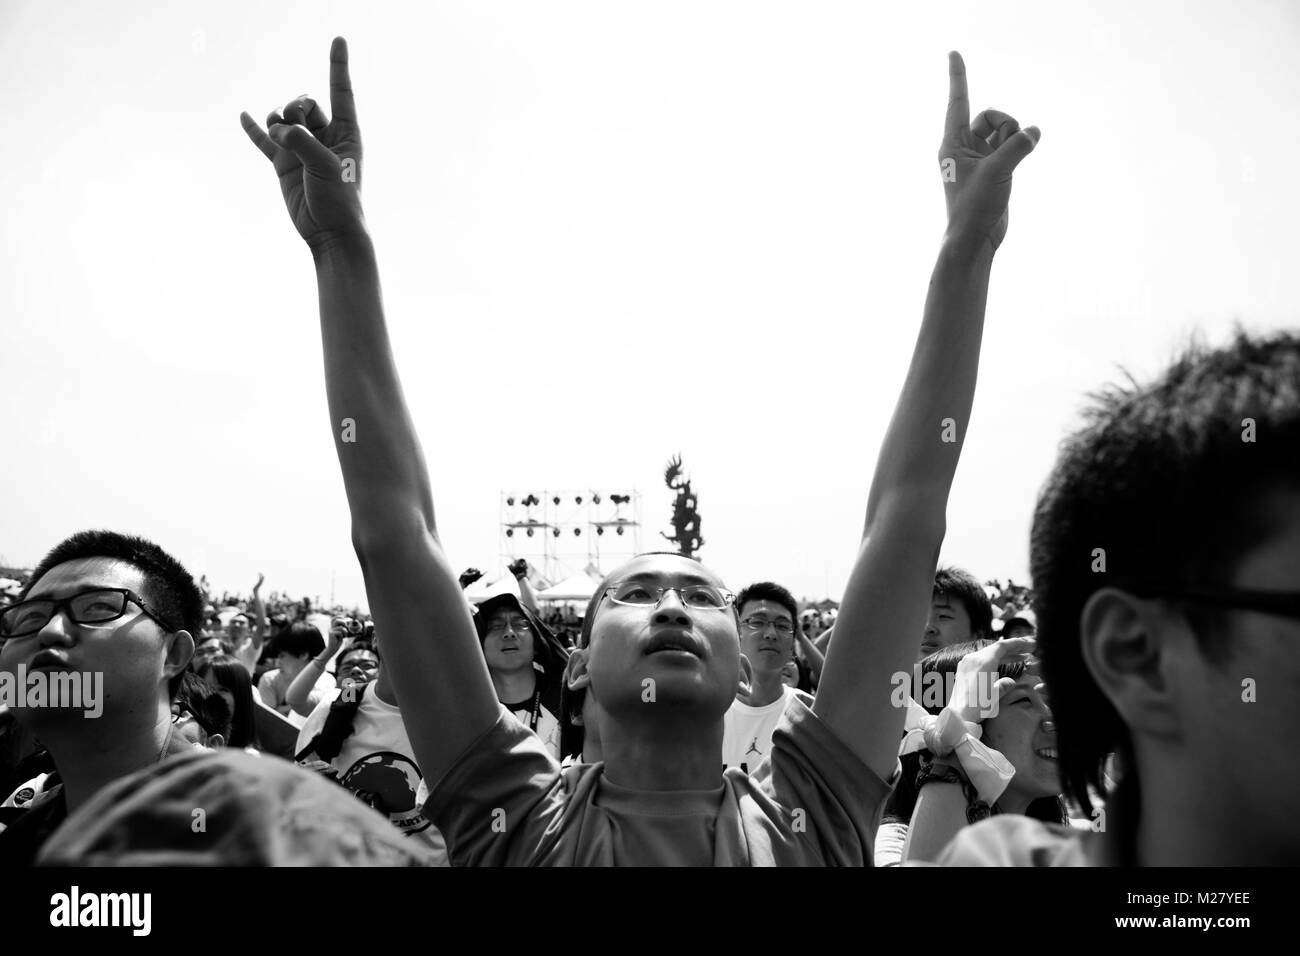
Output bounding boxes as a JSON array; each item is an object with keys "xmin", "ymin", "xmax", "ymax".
[{"xmin": 2, "ymin": 0, "xmax": 1297, "ymax": 609}]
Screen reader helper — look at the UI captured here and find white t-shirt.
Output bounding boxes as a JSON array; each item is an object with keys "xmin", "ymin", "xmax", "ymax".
[
  {"xmin": 502, "ymin": 695, "xmax": 561, "ymax": 761},
  {"xmin": 259, "ymin": 668, "xmax": 336, "ymax": 730},
  {"xmin": 296, "ymin": 686, "xmax": 448, "ymax": 864},
  {"xmin": 722, "ymin": 685, "xmax": 814, "ymax": 775}
]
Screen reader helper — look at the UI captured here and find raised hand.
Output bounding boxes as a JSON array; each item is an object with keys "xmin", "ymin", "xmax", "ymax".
[
  {"xmin": 948, "ymin": 636, "xmax": 1037, "ymax": 723},
  {"xmin": 940, "ymin": 52, "xmax": 1040, "ymax": 253},
  {"xmin": 240, "ymin": 37, "xmax": 366, "ymax": 250}
]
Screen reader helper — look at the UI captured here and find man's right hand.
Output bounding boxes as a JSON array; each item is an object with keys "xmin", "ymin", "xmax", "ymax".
[{"xmin": 240, "ymin": 37, "xmax": 366, "ymax": 252}]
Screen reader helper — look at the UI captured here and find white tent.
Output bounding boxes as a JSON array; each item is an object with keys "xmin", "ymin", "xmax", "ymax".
[{"xmin": 536, "ymin": 573, "xmax": 599, "ymax": 603}]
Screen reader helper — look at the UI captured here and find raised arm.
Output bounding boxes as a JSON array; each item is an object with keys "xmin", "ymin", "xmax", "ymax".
[
  {"xmin": 240, "ymin": 39, "xmax": 501, "ymax": 784},
  {"xmin": 248, "ymin": 572, "xmax": 267, "ymax": 649},
  {"xmin": 813, "ymin": 53, "xmax": 1039, "ymax": 782},
  {"xmin": 286, "ymin": 620, "xmax": 346, "ymax": 717},
  {"xmin": 509, "ymin": 559, "xmax": 539, "ymax": 614},
  {"xmin": 795, "ymin": 628, "xmax": 826, "ymax": 684}
]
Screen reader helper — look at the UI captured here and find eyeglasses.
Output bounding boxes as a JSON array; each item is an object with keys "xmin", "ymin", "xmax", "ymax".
[
  {"xmin": 604, "ymin": 582, "xmax": 735, "ymax": 610},
  {"xmin": 0, "ymin": 588, "xmax": 180, "ymax": 640},
  {"xmin": 1138, "ymin": 586, "xmax": 1300, "ymax": 621},
  {"xmin": 171, "ymin": 701, "xmax": 219, "ymax": 739},
  {"xmin": 741, "ymin": 616, "xmax": 795, "ymax": 635},
  {"xmin": 485, "ymin": 618, "xmax": 533, "ymax": 637}
]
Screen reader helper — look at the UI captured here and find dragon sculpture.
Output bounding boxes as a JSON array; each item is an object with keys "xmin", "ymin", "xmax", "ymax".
[{"xmin": 662, "ymin": 454, "xmax": 704, "ymax": 558}]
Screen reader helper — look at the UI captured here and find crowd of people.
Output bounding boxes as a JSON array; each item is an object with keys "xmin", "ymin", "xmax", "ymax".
[{"xmin": 0, "ymin": 39, "xmax": 1294, "ymax": 868}]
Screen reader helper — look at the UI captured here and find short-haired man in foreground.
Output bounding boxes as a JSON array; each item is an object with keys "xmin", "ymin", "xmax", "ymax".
[
  {"xmin": 0, "ymin": 531, "xmax": 202, "ymax": 862},
  {"xmin": 241, "ymin": 40, "xmax": 1038, "ymax": 864},
  {"xmin": 940, "ymin": 331, "xmax": 1300, "ymax": 866}
]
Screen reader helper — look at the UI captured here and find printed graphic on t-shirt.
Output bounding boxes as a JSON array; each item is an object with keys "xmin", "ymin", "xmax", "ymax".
[{"xmin": 338, "ymin": 751, "xmax": 431, "ymax": 836}]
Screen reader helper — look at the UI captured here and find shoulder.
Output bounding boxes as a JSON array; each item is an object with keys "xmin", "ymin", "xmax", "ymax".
[
  {"xmin": 936, "ymin": 815, "xmax": 1090, "ymax": 867},
  {"xmin": 38, "ymin": 749, "xmax": 435, "ymax": 866}
]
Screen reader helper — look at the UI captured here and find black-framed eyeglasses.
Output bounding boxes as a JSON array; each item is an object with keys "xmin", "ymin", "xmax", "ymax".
[
  {"xmin": 604, "ymin": 583, "xmax": 736, "ymax": 610},
  {"xmin": 741, "ymin": 616, "xmax": 795, "ymax": 635},
  {"xmin": 0, "ymin": 587, "xmax": 180, "ymax": 640},
  {"xmin": 171, "ymin": 700, "xmax": 219, "ymax": 739},
  {"xmin": 1137, "ymin": 586, "xmax": 1300, "ymax": 621}
]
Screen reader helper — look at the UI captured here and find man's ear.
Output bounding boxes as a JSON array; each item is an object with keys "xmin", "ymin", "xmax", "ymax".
[
  {"xmin": 164, "ymin": 629, "xmax": 196, "ymax": 683},
  {"xmin": 206, "ymin": 733, "xmax": 226, "ymax": 750},
  {"xmin": 565, "ymin": 648, "xmax": 592, "ymax": 692},
  {"xmin": 1079, "ymin": 588, "xmax": 1182, "ymax": 740}
]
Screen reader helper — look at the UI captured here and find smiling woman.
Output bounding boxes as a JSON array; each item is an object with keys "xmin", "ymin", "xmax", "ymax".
[{"xmin": 879, "ymin": 639, "xmax": 1068, "ymax": 866}]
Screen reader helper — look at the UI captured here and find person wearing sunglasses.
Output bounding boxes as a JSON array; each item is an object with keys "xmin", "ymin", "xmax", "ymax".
[
  {"xmin": 243, "ymin": 41, "xmax": 1037, "ymax": 863},
  {"xmin": 722, "ymin": 582, "xmax": 814, "ymax": 775},
  {"xmin": 0, "ymin": 531, "xmax": 202, "ymax": 863}
]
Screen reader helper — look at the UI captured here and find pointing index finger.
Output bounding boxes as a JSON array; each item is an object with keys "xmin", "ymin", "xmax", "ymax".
[
  {"xmin": 945, "ymin": 51, "xmax": 969, "ymax": 140},
  {"xmin": 329, "ymin": 36, "xmax": 357, "ymax": 125}
]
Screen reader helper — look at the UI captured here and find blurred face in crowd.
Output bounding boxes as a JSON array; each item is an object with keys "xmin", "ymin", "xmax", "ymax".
[
  {"xmin": 196, "ymin": 667, "xmax": 237, "ymax": 721},
  {"xmin": 0, "ymin": 558, "xmax": 192, "ymax": 728},
  {"xmin": 482, "ymin": 608, "xmax": 535, "ymax": 674},
  {"xmin": 920, "ymin": 594, "xmax": 973, "ymax": 660},
  {"xmin": 583, "ymin": 554, "xmax": 741, "ymax": 723},
  {"xmin": 192, "ymin": 636, "xmax": 225, "ymax": 665},
  {"xmin": 336, "ymin": 648, "xmax": 380, "ymax": 688},
  {"xmin": 981, "ymin": 666, "xmax": 1059, "ymax": 809},
  {"xmin": 738, "ymin": 600, "xmax": 796, "ymax": 680},
  {"xmin": 227, "ymin": 614, "xmax": 250, "ymax": 644},
  {"xmin": 275, "ymin": 649, "xmax": 311, "ymax": 681}
]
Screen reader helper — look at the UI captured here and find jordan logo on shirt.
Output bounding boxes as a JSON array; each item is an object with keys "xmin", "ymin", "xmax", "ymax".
[{"xmin": 746, "ymin": 738, "xmax": 762, "ymax": 757}]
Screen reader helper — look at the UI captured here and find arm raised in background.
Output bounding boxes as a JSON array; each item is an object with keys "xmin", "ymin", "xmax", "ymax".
[
  {"xmin": 813, "ymin": 53, "xmax": 1040, "ymax": 782},
  {"xmin": 240, "ymin": 38, "xmax": 501, "ymax": 785},
  {"xmin": 247, "ymin": 572, "xmax": 267, "ymax": 656}
]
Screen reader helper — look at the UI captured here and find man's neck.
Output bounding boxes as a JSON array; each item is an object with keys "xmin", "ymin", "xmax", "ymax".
[
  {"xmin": 745, "ymin": 670, "xmax": 787, "ymax": 708},
  {"xmin": 1135, "ymin": 751, "xmax": 1289, "ymax": 865},
  {"xmin": 600, "ymin": 713, "xmax": 724, "ymax": 791},
  {"xmin": 491, "ymin": 666, "xmax": 537, "ymax": 705},
  {"xmin": 43, "ymin": 710, "xmax": 174, "ymax": 814}
]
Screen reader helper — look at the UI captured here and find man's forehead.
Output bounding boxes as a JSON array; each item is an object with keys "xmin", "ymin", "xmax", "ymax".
[
  {"xmin": 617, "ymin": 554, "xmax": 721, "ymax": 588},
  {"xmin": 741, "ymin": 600, "xmax": 792, "ymax": 621},
  {"xmin": 28, "ymin": 557, "xmax": 145, "ymax": 598}
]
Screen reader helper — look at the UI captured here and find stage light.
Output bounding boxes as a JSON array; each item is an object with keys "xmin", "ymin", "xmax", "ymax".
[
  {"xmin": 575, "ymin": 496, "xmax": 583, "ymax": 505},
  {"xmin": 574, "ymin": 528, "xmax": 581, "ymax": 537},
  {"xmin": 506, "ymin": 529, "xmax": 514, "ymax": 537},
  {"xmin": 616, "ymin": 526, "xmax": 624, "ymax": 536},
  {"xmin": 592, "ymin": 494, "xmax": 601, "ymax": 504},
  {"xmin": 527, "ymin": 528, "xmax": 535, "ymax": 538},
  {"xmin": 553, "ymin": 527, "xmax": 561, "ymax": 537},
  {"xmin": 506, "ymin": 497, "xmax": 515, "ymax": 507},
  {"xmin": 597, "ymin": 527, "xmax": 604, "ymax": 536},
  {"xmin": 553, "ymin": 496, "xmax": 561, "ymax": 506}
]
